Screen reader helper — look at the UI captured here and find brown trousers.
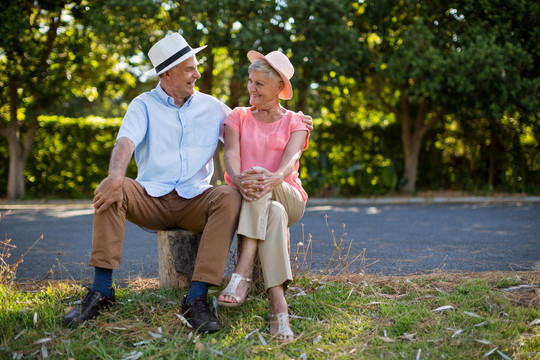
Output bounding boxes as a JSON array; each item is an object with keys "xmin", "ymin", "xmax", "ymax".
[{"xmin": 89, "ymin": 178, "xmax": 241, "ymax": 286}]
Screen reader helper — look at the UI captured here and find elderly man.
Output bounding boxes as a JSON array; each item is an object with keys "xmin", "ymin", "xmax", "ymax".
[{"xmin": 62, "ymin": 32, "xmax": 242, "ymax": 332}]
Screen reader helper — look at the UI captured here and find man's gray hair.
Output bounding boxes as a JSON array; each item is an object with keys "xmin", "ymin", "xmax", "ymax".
[{"xmin": 249, "ymin": 59, "xmax": 282, "ymax": 84}]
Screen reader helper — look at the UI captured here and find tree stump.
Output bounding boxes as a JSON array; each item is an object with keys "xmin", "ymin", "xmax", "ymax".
[{"xmin": 157, "ymin": 229, "xmax": 201, "ymax": 291}]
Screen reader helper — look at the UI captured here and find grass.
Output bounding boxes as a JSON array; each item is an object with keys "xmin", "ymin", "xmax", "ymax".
[
  {"xmin": 1, "ymin": 214, "xmax": 539, "ymax": 359},
  {"xmin": 1, "ymin": 272, "xmax": 539, "ymax": 359}
]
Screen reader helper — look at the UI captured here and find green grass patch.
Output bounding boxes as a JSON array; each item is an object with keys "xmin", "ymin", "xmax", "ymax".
[{"xmin": 1, "ymin": 272, "xmax": 539, "ymax": 359}]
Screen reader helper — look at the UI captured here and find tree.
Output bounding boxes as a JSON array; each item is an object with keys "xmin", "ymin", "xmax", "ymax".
[
  {"xmin": 0, "ymin": 0, "xmax": 160, "ymax": 199},
  {"xmin": 354, "ymin": 0, "xmax": 540, "ymax": 193},
  {"xmin": 278, "ymin": 0, "xmax": 362, "ymax": 114},
  {"xmin": 445, "ymin": 0, "xmax": 540, "ymax": 189},
  {"xmin": 353, "ymin": 1, "xmax": 452, "ymax": 193}
]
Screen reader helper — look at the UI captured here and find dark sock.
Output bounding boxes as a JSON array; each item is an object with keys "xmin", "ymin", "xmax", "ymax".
[
  {"xmin": 91, "ymin": 267, "xmax": 113, "ymax": 298},
  {"xmin": 185, "ymin": 281, "xmax": 209, "ymax": 303}
]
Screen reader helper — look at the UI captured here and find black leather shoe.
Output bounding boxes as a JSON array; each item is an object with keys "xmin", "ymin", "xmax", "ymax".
[
  {"xmin": 62, "ymin": 288, "xmax": 115, "ymax": 326},
  {"xmin": 181, "ymin": 295, "xmax": 222, "ymax": 332}
]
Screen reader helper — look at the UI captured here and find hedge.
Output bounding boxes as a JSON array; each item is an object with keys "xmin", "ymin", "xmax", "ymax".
[
  {"xmin": 0, "ymin": 116, "xmax": 137, "ymax": 199},
  {"xmin": 0, "ymin": 114, "xmax": 538, "ymax": 199}
]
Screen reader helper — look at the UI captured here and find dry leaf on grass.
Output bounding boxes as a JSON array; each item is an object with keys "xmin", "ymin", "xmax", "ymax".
[
  {"xmin": 483, "ymin": 347, "xmax": 498, "ymax": 358},
  {"xmin": 34, "ymin": 338, "xmax": 52, "ymax": 345},
  {"xmin": 121, "ymin": 350, "xmax": 143, "ymax": 360},
  {"xmin": 257, "ymin": 331, "xmax": 267, "ymax": 346},
  {"xmin": 397, "ymin": 333, "xmax": 416, "ymax": 341},
  {"xmin": 41, "ymin": 343, "xmax": 48, "ymax": 359},
  {"xmin": 464, "ymin": 311, "xmax": 481, "ymax": 318},
  {"xmin": 378, "ymin": 336, "xmax": 396, "ymax": 343},
  {"xmin": 503, "ymin": 285, "xmax": 538, "ymax": 293},
  {"xmin": 474, "ymin": 339, "xmax": 492, "ymax": 345},
  {"xmin": 244, "ymin": 329, "xmax": 259, "ymax": 339},
  {"xmin": 475, "ymin": 320, "xmax": 493, "ymax": 328},
  {"xmin": 433, "ymin": 305, "xmax": 454, "ymax": 312},
  {"xmin": 174, "ymin": 313, "xmax": 192, "ymax": 329}
]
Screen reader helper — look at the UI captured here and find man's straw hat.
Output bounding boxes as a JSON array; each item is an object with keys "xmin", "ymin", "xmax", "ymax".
[{"xmin": 145, "ymin": 33, "xmax": 206, "ymax": 77}]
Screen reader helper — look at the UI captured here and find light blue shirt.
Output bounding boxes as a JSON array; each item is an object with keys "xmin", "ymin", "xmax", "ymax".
[{"xmin": 117, "ymin": 84, "xmax": 231, "ymax": 198}]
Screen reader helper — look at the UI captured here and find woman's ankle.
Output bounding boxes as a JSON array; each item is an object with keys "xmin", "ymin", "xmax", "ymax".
[{"xmin": 268, "ymin": 286, "xmax": 288, "ymax": 314}]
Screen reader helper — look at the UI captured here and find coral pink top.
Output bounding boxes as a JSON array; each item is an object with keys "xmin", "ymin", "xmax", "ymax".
[{"xmin": 224, "ymin": 107, "xmax": 310, "ymax": 200}]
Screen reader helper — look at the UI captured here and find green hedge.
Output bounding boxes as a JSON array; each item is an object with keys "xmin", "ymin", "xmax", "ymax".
[
  {"xmin": 0, "ymin": 116, "xmax": 137, "ymax": 199},
  {"xmin": 0, "ymin": 114, "xmax": 538, "ymax": 199}
]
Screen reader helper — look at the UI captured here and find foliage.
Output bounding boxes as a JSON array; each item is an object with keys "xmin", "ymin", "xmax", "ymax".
[
  {"xmin": 1, "ymin": 0, "xmax": 539, "ymax": 199},
  {"xmin": 0, "ymin": 0, "xmax": 161, "ymax": 199},
  {"xmin": 0, "ymin": 116, "xmax": 136, "ymax": 199},
  {"xmin": 417, "ymin": 115, "xmax": 540, "ymax": 193},
  {"xmin": 350, "ymin": 0, "xmax": 540, "ymax": 193},
  {"xmin": 0, "ymin": 109, "xmax": 538, "ymax": 198},
  {"xmin": 1, "ymin": 274, "xmax": 539, "ymax": 358}
]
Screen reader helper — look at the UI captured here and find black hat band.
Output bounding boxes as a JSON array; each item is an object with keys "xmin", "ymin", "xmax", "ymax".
[{"xmin": 155, "ymin": 46, "xmax": 191, "ymax": 74}]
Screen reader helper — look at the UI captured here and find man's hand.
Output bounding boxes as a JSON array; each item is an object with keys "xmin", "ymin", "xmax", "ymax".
[
  {"xmin": 93, "ymin": 174, "xmax": 124, "ymax": 214},
  {"xmin": 299, "ymin": 111, "xmax": 314, "ymax": 132}
]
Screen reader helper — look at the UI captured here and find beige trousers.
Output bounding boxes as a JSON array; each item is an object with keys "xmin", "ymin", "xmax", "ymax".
[
  {"xmin": 237, "ymin": 182, "xmax": 306, "ymax": 290},
  {"xmin": 89, "ymin": 178, "xmax": 241, "ymax": 286}
]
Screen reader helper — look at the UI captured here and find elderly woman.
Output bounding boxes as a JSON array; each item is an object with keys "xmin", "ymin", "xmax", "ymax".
[{"xmin": 217, "ymin": 50, "xmax": 310, "ymax": 342}]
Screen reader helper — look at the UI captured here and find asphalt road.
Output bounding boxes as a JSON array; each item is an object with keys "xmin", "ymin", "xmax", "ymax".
[{"xmin": 1, "ymin": 200, "xmax": 539, "ymax": 283}]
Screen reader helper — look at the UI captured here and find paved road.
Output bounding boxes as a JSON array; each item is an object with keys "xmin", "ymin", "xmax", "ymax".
[{"xmin": 0, "ymin": 200, "xmax": 539, "ymax": 282}]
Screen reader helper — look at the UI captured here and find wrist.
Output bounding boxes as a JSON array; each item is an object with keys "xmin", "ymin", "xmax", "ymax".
[
  {"xmin": 230, "ymin": 173, "xmax": 243, "ymax": 187},
  {"xmin": 274, "ymin": 170, "xmax": 286, "ymax": 182},
  {"xmin": 108, "ymin": 172, "xmax": 125, "ymax": 184}
]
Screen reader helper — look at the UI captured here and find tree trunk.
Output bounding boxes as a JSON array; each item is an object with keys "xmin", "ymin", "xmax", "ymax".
[
  {"xmin": 402, "ymin": 132, "xmax": 423, "ymax": 194},
  {"xmin": 157, "ymin": 229, "xmax": 201, "ymax": 290},
  {"xmin": 397, "ymin": 97, "xmax": 440, "ymax": 194},
  {"xmin": 7, "ymin": 140, "xmax": 26, "ymax": 200},
  {"xmin": 294, "ymin": 67, "xmax": 311, "ymax": 112},
  {"xmin": 198, "ymin": 53, "xmax": 214, "ymax": 95},
  {"xmin": 3, "ymin": 78, "xmax": 39, "ymax": 200},
  {"xmin": 229, "ymin": 68, "xmax": 246, "ymax": 109},
  {"xmin": 5, "ymin": 123, "xmax": 38, "ymax": 200},
  {"xmin": 211, "ymin": 142, "xmax": 225, "ymax": 185}
]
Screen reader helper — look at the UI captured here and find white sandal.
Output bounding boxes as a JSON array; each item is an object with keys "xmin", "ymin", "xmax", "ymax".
[
  {"xmin": 269, "ymin": 312, "xmax": 295, "ymax": 342},
  {"xmin": 217, "ymin": 273, "xmax": 252, "ymax": 307}
]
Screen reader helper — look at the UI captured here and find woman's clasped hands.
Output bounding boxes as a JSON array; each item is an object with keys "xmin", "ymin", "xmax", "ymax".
[{"xmin": 234, "ymin": 166, "xmax": 282, "ymax": 201}]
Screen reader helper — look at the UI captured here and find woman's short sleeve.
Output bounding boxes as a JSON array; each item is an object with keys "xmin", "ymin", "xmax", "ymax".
[
  {"xmin": 223, "ymin": 107, "xmax": 244, "ymax": 134},
  {"xmin": 290, "ymin": 112, "xmax": 310, "ymax": 150}
]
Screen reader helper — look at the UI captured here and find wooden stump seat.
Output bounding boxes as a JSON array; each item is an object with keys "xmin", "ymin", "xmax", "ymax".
[{"xmin": 157, "ymin": 229, "xmax": 201, "ymax": 291}]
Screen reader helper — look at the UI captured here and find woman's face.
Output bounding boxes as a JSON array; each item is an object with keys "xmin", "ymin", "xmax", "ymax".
[{"xmin": 247, "ymin": 70, "xmax": 282, "ymax": 108}]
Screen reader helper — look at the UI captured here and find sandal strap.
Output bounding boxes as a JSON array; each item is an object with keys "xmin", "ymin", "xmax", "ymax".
[
  {"xmin": 220, "ymin": 273, "xmax": 252, "ymax": 302},
  {"xmin": 270, "ymin": 312, "xmax": 294, "ymax": 337}
]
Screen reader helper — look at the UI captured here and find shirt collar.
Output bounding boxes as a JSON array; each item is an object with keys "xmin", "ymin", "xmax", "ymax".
[{"xmin": 155, "ymin": 83, "xmax": 195, "ymax": 108}]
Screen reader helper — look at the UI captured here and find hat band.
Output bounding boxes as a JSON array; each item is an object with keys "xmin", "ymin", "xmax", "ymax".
[{"xmin": 155, "ymin": 45, "xmax": 191, "ymax": 74}]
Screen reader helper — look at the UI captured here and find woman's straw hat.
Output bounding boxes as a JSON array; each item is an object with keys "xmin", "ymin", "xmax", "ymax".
[{"xmin": 247, "ymin": 50, "xmax": 294, "ymax": 100}]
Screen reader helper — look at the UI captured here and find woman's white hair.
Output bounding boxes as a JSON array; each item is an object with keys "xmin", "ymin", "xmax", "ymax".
[{"xmin": 249, "ymin": 59, "xmax": 283, "ymax": 84}]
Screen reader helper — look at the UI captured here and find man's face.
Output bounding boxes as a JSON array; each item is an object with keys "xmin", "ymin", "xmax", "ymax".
[{"xmin": 162, "ymin": 56, "xmax": 201, "ymax": 102}]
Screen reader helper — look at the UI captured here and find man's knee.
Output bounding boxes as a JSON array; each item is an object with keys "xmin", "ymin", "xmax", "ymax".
[{"xmin": 213, "ymin": 185, "xmax": 242, "ymax": 210}]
